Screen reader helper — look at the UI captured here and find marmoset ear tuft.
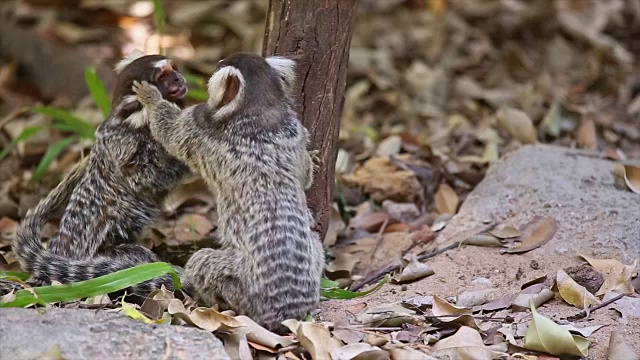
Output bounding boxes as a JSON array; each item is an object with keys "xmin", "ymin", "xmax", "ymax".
[
  {"xmin": 207, "ymin": 66, "xmax": 245, "ymax": 116},
  {"xmin": 266, "ymin": 56, "xmax": 296, "ymax": 93},
  {"xmin": 114, "ymin": 50, "xmax": 145, "ymax": 73}
]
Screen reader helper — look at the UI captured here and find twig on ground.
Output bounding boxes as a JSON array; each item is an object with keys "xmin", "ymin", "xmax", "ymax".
[
  {"xmin": 565, "ymin": 293, "xmax": 625, "ymax": 321},
  {"xmin": 350, "ymin": 242, "xmax": 459, "ymax": 291}
]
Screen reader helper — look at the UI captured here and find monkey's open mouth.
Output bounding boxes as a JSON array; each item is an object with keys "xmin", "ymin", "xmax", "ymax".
[{"xmin": 168, "ymin": 85, "xmax": 188, "ymax": 100}]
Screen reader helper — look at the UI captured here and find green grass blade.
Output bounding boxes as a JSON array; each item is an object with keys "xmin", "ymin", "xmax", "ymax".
[
  {"xmin": 187, "ymin": 88, "xmax": 208, "ymax": 101},
  {"xmin": 0, "ymin": 125, "xmax": 47, "ymax": 161},
  {"xmin": 182, "ymin": 72, "xmax": 206, "ymax": 88},
  {"xmin": 320, "ymin": 275, "xmax": 388, "ymax": 300},
  {"xmin": 0, "ymin": 262, "xmax": 181, "ymax": 308},
  {"xmin": 0, "ymin": 271, "xmax": 31, "ymax": 281},
  {"xmin": 84, "ymin": 67, "xmax": 111, "ymax": 117},
  {"xmin": 32, "ymin": 106, "xmax": 95, "ymax": 140},
  {"xmin": 31, "ymin": 137, "xmax": 76, "ymax": 182},
  {"xmin": 153, "ymin": 0, "xmax": 165, "ymax": 54}
]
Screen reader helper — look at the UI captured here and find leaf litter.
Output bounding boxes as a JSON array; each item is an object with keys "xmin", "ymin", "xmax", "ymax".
[{"xmin": 0, "ymin": 0, "xmax": 639, "ymax": 358}]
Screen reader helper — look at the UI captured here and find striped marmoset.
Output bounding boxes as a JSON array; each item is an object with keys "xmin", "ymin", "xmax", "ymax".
[
  {"xmin": 11, "ymin": 53, "xmax": 191, "ymax": 296},
  {"xmin": 133, "ymin": 53, "xmax": 324, "ymax": 332}
]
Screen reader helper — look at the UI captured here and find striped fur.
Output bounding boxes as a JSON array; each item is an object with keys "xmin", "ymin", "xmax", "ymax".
[
  {"xmin": 134, "ymin": 53, "xmax": 324, "ymax": 332},
  {"xmin": 11, "ymin": 55, "xmax": 190, "ymax": 297}
]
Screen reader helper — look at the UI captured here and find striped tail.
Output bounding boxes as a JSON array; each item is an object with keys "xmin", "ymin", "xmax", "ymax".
[{"xmin": 12, "ymin": 157, "xmax": 89, "ymax": 274}]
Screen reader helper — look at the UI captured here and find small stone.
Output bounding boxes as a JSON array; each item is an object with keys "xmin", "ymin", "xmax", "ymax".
[
  {"xmin": 382, "ymin": 200, "xmax": 420, "ymax": 223},
  {"xmin": 554, "ymin": 247, "xmax": 570, "ymax": 255},
  {"xmin": 471, "ymin": 277, "xmax": 493, "ymax": 288}
]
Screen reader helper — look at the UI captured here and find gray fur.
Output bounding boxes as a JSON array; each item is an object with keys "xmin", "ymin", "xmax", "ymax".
[
  {"xmin": 11, "ymin": 55, "xmax": 190, "ymax": 296},
  {"xmin": 134, "ymin": 53, "xmax": 325, "ymax": 332}
]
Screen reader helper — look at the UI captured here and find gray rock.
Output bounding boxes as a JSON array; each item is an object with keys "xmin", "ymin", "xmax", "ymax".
[
  {"xmin": 434, "ymin": 145, "xmax": 640, "ymax": 261},
  {"xmin": 0, "ymin": 308, "xmax": 230, "ymax": 360}
]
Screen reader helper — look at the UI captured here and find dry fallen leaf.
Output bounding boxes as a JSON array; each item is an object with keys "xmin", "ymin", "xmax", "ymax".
[
  {"xmin": 389, "ymin": 348, "xmax": 439, "ymax": 360},
  {"xmin": 489, "ymin": 225, "xmax": 521, "ymax": 239},
  {"xmin": 580, "ymin": 255, "xmax": 637, "ymax": 296},
  {"xmin": 512, "ymin": 284, "xmax": 554, "ymax": 312},
  {"xmin": 603, "ymin": 292, "xmax": 640, "ymax": 324},
  {"xmin": 431, "ymin": 326, "xmax": 506, "ymax": 360},
  {"xmin": 607, "ymin": 331, "xmax": 639, "ymax": 360},
  {"xmin": 391, "ymin": 254, "xmax": 434, "ymax": 284},
  {"xmin": 503, "ymin": 217, "xmax": 557, "ymax": 254},
  {"xmin": 342, "ymin": 156, "xmax": 422, "ymax": 203},
  {"xmin": 356, "ymin": 304, "xmax": 416, "ymax": 328},
  {"xmin": 432, "ymin": 296, "xmax": 478, "ymax": 329},
  {"xmin": 189, "ymin": 307, "xmax": 242, "ymax": 332},
  {"xmin": 623, "ymin": 165, "xmax": 640, "ymax": 194},
  {"xmin": 576, "ymin": 119, "xmax": 597, "ymax": 150},
  {"xmin": 330, "ymin": 343, "xmax": 389, "ymax": 360},
  {"xmin": 496, "ymin": 107, "xmax": 537, "ymax": 144},
  {"xmin": 434, "ymin": 183, "xmax": 459, "ymax": 215},
  {"xmin": 283, "ymin": 320, "xmax": 341, "ymax": 360},
  {"xmin": 524, "ymin": 302, "xmax": 589, "ymax": 357},
  {"xmin": 556, "ymin": 269, "xmax": 601, "ymax": 309},
  {"xmin": 220, "ymin": 332, "xmax": 253, "ymax": 360}
]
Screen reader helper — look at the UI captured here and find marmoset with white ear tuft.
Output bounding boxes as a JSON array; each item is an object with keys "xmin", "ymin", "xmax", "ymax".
[
  {"xmin": 10, "ymin": 53, "xmax": 191, "ymax": 298},
  {"xmin": 133, "ymin": 52, "xmax": 324, "ymax": 332}
]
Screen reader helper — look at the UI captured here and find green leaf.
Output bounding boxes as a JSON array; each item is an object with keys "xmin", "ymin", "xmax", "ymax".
[
  {"xmin": 0, "ymin": 125, "xmax": 46, "ymax": 161},
  {"xmin": 31, "ymin": 137, "xmax": 76, "ymax": 182},
  {"xmin": 187, "ymin": 88, "xmax": 208, "ymax": 102},
  {"xmin": 0, "ymin": 262, "xmax": 181, "ymax": 308},
  {"xmin": 182, "ymin": 72, "xmax": 206, "ymax": 88},
  {"xmin": 84, "ymin": 67, "xmax": 111, "ymax": 117},
  {"xmin": 320, "ymin": 275, "xmax": 388, "ymax": 300},
  {"xmin": 153, "ymin": 0, "xmax": 165, "ymax": 53},
  {"xmin": 0, "ymin": 271, "xmax": 31, "ymax": 281},
  {"xmin": 32, "ymin": 106, "xmax": 95, "ymax": 140}
]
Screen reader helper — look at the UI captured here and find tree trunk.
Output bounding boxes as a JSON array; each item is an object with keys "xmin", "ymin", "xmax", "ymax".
[{"xmin": 262, "ymin": 0, "xmax": 359, "ymax": 239}]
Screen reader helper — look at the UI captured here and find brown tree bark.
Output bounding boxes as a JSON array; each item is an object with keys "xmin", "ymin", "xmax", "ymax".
[{"xmin": 262, "ymin": 0, "xmax": 359, "ymax": 239}]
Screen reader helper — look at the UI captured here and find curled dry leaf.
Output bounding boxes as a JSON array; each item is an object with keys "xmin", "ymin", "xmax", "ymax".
[
  {"xmin": 607, "ymin": 331, "xmax": 639, "ymax": 360},
  {"xmin": 462, "ymin": 233, "xmax": 504, "ymax": 247},
  {"xmin": 391, "ymin": 254, "xmax": 434, "ymax": 284},
  {"xmin": 235, "ymin": 316, "xmax": 296, "ymax": 349},
  {"xmin": 283, "ymin": 320, "xmax": 341, "ymax": 360},
  {"xmin": 189, "ymin": 307, "xmax": 242, "ymax": 332},
  {"xmin": 220, "ymin": 332, "xmax": 253, "ymax": 360},
  {"xmin": 556, "ymin": 269, "xmax": 600, "ymax": 309},
  {"xmin": 512, "ymin": 284, "xmax": 554, "ymax": 312},
  {"xmin": 356, "ymin": 304, "xmax": 417, "ymax": 328},
  {"xmin": 431, "ymin": 326, "xmax": 506, "ymax": 360},
  {"xmin": 434, "ymin": 183, "xmax": 459, "ymax": 215},
  {"xmin": 496, "ymin": 107, "xmax": 537, "ymax": 144},
  {"xmin": 580, "ymin": 255, "xmax": 637, "ymax": 296},
  {"xmin": 623, "ymin": 165, "xmax": 640, "ymax": 194},
  {"xmin": 0, "ymin": 217, "xmax": 18, "ymax": 247},
  {"xmin": 432, "ymin": 296, "xmax": 479, "ymax": 329},
  {"xmin": 330, "ymin": 343, "xmax": 389, "ymax": 360},
  {"xmin": 503, "ymin": 217, "xmax": 557, "ymax": 254},
  {"xmin": 524, "ymin": 303, "xmax": 589, "ymax": 357}
]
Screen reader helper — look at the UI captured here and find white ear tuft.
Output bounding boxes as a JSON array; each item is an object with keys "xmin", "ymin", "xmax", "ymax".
[
  {"xmin": 114, "ymin": 50, "xmax": 145, "ymax": 73},
  {"xmin": 266, "ymin": 56, "xmax": 296, "ymax": 87},
  {"xmin": 207, "ymin": 66, "xmax": 245, "ymax": 116}
]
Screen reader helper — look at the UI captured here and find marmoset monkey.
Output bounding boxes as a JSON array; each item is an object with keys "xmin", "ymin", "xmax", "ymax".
[
  {"xmin": 133, "ymin": 53, "xmax": 324, "ymax": 332},
  {"xmin": 11, "ymin": 53, "xmax": 191, "ymax": 296}
]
